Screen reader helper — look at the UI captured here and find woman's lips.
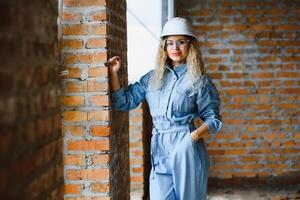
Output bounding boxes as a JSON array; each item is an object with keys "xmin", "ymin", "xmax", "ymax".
[{"xmin": 171, "ymin": 52, "xmax": 182, "ymax": 56}]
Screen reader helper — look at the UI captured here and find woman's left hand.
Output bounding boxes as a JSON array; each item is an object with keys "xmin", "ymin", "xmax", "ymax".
[
  {"xmin": 190, "ymin": 131, "xmax": 199, "ymax": 142},
  {"xmin": 190, "ymin": 123, "xmax": 209, "ymax": 142}
]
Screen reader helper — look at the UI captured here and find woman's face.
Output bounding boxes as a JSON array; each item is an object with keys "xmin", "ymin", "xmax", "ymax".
[{"xmin": 165, "ymin": 35, "xmax": 190, "ymax": 67}]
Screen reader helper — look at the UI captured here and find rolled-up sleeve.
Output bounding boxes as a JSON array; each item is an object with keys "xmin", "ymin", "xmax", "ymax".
[
  {"xmin": 111, "ymin": 70, "xmax": 152, "ymax": 111},
  {"xmin": 196, "ymin": 76, "xmax": 222, "ymax": 134}
]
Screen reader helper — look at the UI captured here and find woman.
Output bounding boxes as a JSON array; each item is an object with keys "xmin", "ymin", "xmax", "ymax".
[{"xmin": 108, "ymin": 17, "xmax": 222, "ymax": 200}]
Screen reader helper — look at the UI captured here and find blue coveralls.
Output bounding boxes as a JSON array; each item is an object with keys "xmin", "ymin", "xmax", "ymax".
[{"xmin": 112, "ymin": 64, "xmax": 222, "ymax": 200}]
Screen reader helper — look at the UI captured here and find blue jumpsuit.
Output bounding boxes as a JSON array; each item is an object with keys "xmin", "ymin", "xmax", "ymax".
[{"xmin": 112, "ymin": 64, "xmax": 222, "ymax": 200}]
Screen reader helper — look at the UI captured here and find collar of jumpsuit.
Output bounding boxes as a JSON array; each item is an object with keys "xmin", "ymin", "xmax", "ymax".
[{"xmin": 166, "ymin": 63, "xmax": 187, "ymax": 78}]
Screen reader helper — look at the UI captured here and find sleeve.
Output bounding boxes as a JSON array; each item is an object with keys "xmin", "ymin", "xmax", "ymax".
[
  {"xmin": 111, "ymin": 70, "xmax": 152, "ymax": 112},
  {"xmin": 196, "ymin": 76, "xmax": 222, "ymax": 134}
]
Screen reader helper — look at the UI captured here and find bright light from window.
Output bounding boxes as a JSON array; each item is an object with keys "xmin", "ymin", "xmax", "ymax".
[{"xmin": 127, "ymin": 0, "xmax": 162, "ymax": 83}]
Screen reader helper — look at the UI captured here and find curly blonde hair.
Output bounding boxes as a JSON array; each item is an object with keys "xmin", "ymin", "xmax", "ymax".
[{"xmin": 149, "ymin": 36, "xmax": 206, "ymax": 90}]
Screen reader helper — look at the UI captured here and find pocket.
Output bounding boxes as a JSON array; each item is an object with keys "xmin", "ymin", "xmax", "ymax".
[
  {"xmin": 173, "ymin": 87, "xmax": 196, "ymax": 114},
  {"xmin": 186, "ymin": 128, "xmax": 197, "ymax": 145},
  {"xmin": 146, "ymin": 89, "xmax": 160, "ymax": 109}
]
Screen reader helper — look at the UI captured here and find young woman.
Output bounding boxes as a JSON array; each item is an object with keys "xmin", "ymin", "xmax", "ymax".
[{"xmin": 108, "ymin": 17, "xmax": 222, "ymax": 200}]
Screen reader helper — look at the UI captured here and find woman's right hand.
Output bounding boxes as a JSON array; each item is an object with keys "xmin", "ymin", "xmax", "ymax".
[{"xmin": 107, "ymin": 56, "xmax": 121, "ymax": 74}]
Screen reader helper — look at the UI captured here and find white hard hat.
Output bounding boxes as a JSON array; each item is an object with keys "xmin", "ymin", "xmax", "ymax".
[{"xmin": 161, "ymin": 17, "xmax": 196, "ymax": 39}]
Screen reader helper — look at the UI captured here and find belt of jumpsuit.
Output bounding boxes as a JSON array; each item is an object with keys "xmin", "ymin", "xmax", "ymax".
[{"xmin": 149, "ymin": 123, "xmax": 210, "ymax": 200}]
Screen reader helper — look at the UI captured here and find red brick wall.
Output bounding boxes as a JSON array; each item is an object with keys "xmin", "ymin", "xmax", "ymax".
[
  {"xmin": 61, "ymin": 0, "xmax": 129, "ymax": 199},
  {"xmin": 129, "ymin": 105, "xmax": 144, "ymax": 198},
  {"xmin": 0, "ymin": 0, "xmax": 63, "ymax": 199},
  {"xmin": 129, "ymin": 102, "xmax": 152, "ymax": 199},
  {"xmin": 177, "ymin": 0, "xmax": 300, "ymax": 180},
  {"xmin": 107, "ymin": 0, "xmax": 130, "ymax": 199}
]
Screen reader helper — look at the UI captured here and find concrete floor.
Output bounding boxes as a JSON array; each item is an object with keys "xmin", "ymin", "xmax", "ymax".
[
  {"xmin": 207, "ymin": 185, "xmax": 300, "ymax": 200},
  {"xmin": 131, "ymin": 184, "xmax": 300, "ymax": 200}
]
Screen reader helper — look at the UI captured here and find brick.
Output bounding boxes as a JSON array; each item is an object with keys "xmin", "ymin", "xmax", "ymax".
[
  {"xmin": 231, "ymin": 41, "xmax": 252, "ymax": 46},
  {"xmin": 194, "ymin": 25, "xmax": 222, "ymax": 32},
  {"xmin": 64, "ymin": 0, "xmax": 106, "ymax": 7},
  {"xmin": 211, "ymin": 156, "xmax": 235, "ymax": 163},
  {"xmin": 90, "ymin": 182, "xmax": 110, "ymax": 193},
  {"xmin": 64, "ymin": 67, "xmax": 82, "ymax": 78},
  {"xmin": 63, "ymin": 52, "xmax": 107, "ymax": 65},
  {"xmin": 281, "ymin": 56, "xmax": 300, "ymax": 62},
  {"xmin": 274, "ymin": 25, "xmax": 299, "ymax": 31},
  {"xmin": 61, "ymin": 39, "xmax": 83, "ymax": 49},
  {"xmin": 66, "ymin": 169, "xmax": 109, "ymax": 180},
  {"xmin": 131, "ymin": 116, "xmax": 142, "ymax": 123},
  {"xmin": 88, "ymin": 110, "xmax": 109, "ymax": 121},
  {"xmin": 61, "ymin": 96, "xmax": 84, "ymax": 106},
  {"xmin": 220, "ymin": 81, "xmax": 241, "ymax": 87},
  {"xmin": 64, "ymin": 111, "xmax": 87, "ymax": 122},
  {"xmin": 66, "ymin": 81, "xmax": 88, "ymax": 93},
  {"xmin": 88, "ymin": 67, "xmax": 108, "ymax": 77},
  {"xmin": 65, "ymin": 184, "xmax": 81, "ymax": 194},
  {"xmin": 283, "ymin": 140, "xmax": 296, "ymax": 147},
  {"xmin": 239, "ymin": 156, "xmax": 260, "ymax": 163},
  {"xmin": 88, "ymin": 80, "xmax": 108, "ymax": 92},
  {"xmin": 131, "ymin": 183, "xmax": 144, "ymax": 190},
  {"xmin": 190, "ymin": 10, "xmax": 211, "ymax": 17},
  {"xmin": 223, "ymin": 25, "xmax": 246, "ymax": 32},
  {"xmin": 279, "ymin": 41, "xmax": 300, "ymax": 46},
  {"xmin": 225, "ymin": 89, "xmax": 248, "ymax": 95},
  {"xmin": 63, "ymin": 125, "xmax": 85, "ymax": 136},
  {"xmin": 129, "ymin": 141, "xmax": 143, "ymax": 148},
  {"xmin": 257, "ymin": 41, "xmax": 277, "ymax": 47},
  {"xmin": 130, "ymin": 176, "xmax": 143, "ymax": 182},
  {"xmin": 276, "ymin": 72, "xmax": 299, "ymax": 78},
  {"xmin": 221, "ymin": 142, "xmax": 244, "ymax": 148},
  {"xmin": 217, "ymin": 9, "xmax": 238, "ymax": 16},
  {"xmin": 62, "ymin": 11, "xmax": 83, "ymax": 21},
  {"xmin": 276, "ymin": 104, "xmax": 298, "ymax": 109},
  {"xmin": 240, "ymin": 164, "xmax": 264, "ymax": 170},
  {"xmin": 130, "ymin": 132, "xmax": 142, "ymax": 140},
  {"xmin": 262, "ymin": 133, "xmax": 285, "ymax": 140},
  {"xmin": 249, "ymin": 149, "xmax": 273, "ymax": 154},
  {"xmin": 206, "ymin": 57, "xmax": 222, "ymax": 63},
  {"xmin": 213, "ymin": 164, "xmax": 235, "ymax": 171},
  {"xmin": 275, "ymin": 148, "xmax": 299, "ymax": 154},
  {"xmin": 130, "ymin": 107, "xmax": 143, "ymax": 115},
  {"xmin": 209, "ymin": 73, "xmax": 223, "ymax": 79},
  {"xmin": 239, "ymin": 10, "xmax": 264, "ymax": 15},
  {"xmin": 226, "ymin": 72, "xmax": 248, "ymax": 79},
  {"xmin": 86, "ymin": 38, "xmax": 106, "ymax": 48},
  {"xmin": 131, "ymin": 150, "xmax": 144, "ymax": 157},
  {"xmin": 208, "ymin": 150, "xmax": 225, "ymax": 155},
  {"xmin": 264, "ymin": 156, "xmax": 285, "ymax": 162},
  {"xmin": 250, "ymin": 104, "xmax": 272, "ymax": 110},
  {"xmin": 251, "ymin": 72, "xmax": 274, "ymax": 79},
  {"xmin": 90, "ymin": 11, "xmax": 107, "ymax": 21},
  {"xmin": 130, "ymin": 158, "xmax": 143, "ymax": 165},
  {"xmin": 225, "ymin": 149, "xmax": 246, "ymax": 155},
  {"xmin": 63, "ymin": 24, "xmax": 107, "ymax": 35},
  {"xmin": 65, "ymin": 154, "xmax": 85, "ymax": 165},
  {"xmin": 265, "ymin": 164, "xmax": 289, "ymax": 170},
  {"xmin": 67, "ymin": 139, "xmax": 109, "ymax": 151},
  {"xmin": 90, "ymin": 95, "xmax": 109, "ymax": 106},
  {"xmin": 90, "ymin": 125, "xmax": 110, "ymax": 136},
  {"xmin": 132, "ymin": 167, "xmax": 143, "ymax": 173},
  {"xmin": 232, "ymin": 172, "xmax": 258, "ymax": 178},
  {"xmin": 91, "ymin": 154, "xmax": 109, "ymax": 164}
]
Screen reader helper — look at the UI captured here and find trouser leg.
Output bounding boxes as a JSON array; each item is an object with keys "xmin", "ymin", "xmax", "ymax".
[
  {"xmin": 149, "ymin": 168, "xmax": 176, "ymax": 200},
  {"xmin": 172, "ymin": 135, "xmax": 209, "ymax": 200},
  {"xmin": 149, "ymin": 130, "xmax": 209, "ymax": 200}
]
